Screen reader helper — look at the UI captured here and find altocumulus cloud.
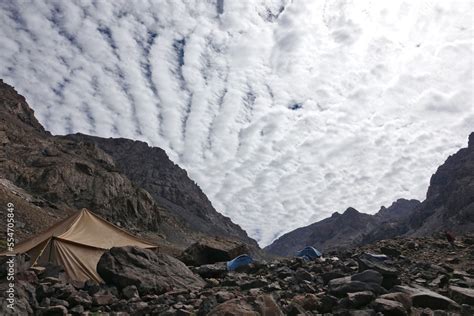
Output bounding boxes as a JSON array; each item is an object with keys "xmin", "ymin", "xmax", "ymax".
[{"xmin": 0, "ymin": 0, "xmax": 472, "ymax": 246}]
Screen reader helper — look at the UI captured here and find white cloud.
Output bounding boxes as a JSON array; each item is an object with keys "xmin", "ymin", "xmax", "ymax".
[{"xmin": 0, "ymin": 0, "xmax": 472, "ymax": 246}]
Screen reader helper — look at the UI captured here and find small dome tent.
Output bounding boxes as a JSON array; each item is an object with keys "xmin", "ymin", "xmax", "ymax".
[
  {"xmin": 296, "ymin": 246, "xmax": 322, "ymax": 260},
  {"xmin": 1, "ymin": 208, "xmax": 156, "ymax": 283}
]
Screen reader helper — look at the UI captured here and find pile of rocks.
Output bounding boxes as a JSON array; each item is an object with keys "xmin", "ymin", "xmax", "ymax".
[{"xmin": 1, "ymin": 234, "xmax": 473, "ymax": 315}]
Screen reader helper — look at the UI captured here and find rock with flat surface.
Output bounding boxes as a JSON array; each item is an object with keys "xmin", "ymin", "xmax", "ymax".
[
  {"xmin": 351, "ymin": 269, "xmax": 383, "ymax": 285},
  {"xmin": 393, "ymin": 284, "xmax": 461, "ymax": 311},
  {"xmin": 97, "ymin": 246, "xmax": 205, "ymax": 295},
  {"xmin": 181, "ymin": 237, "xmax": 248, "ymax": 266},
  {"xmin": 373, "ymin": 298, "xmax": 407, "ymax": 316},
  {"xmin": 448, "ymin": 285, "xmax": 474, "ymax": 305}
]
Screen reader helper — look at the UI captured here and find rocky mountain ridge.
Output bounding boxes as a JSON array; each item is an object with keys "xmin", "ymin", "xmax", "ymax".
[
  {"xmin": 0, "ymin": 79, "xmax": 257, "ymax": 251},
  {"xmin": 266, "ymin": 134, "xmax": 473, "ymax": 256}
]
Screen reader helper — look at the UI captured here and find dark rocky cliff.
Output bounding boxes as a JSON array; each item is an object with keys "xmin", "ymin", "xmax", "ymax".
[
  {"xmin": 66, "ymin": 134, "xmax": 256, "ymax": 246},
  {"xmin": 0, "ymin": 79, "xmax": 257, "ymax": 250}
]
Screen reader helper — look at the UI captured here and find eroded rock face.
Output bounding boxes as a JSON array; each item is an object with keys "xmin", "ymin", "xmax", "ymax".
[
  {"xmin": 97, "ymin": 246, "xmax": 206, "ymax": 295},
  {"xmin": 67, "ymin": 134, "xmax": 258, "ymax": 247},
  {"xmin": 0, "ymin": 80, "xmax": 161, "ymax": 236},
  {"xmin": 181, "ymin": 237, "xmax": 249, "ymax": 266}
]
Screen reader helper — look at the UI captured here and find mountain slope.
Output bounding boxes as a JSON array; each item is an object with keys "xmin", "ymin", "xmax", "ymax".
[
  {"xmin": 266, "ymin": 134, "xmax": 473, "ymax": 256},
  {"xmin": 0, "ymin": 79, "xmax": 257, "ymax": 251},
  {"xmin": 66, "ymin": 134, "xmax": 257, "ymax": 246},
  {"xmin": 407, "ymin": 133, "xmax": 474, "ymax": 234},
  {"xmin": 265, "ymin": 200, "xmax": 420, "ymax": 256}
]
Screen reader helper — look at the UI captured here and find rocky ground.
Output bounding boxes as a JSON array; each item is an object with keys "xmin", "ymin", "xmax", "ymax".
[{"xmin": 1, "ymin": 234, "xmax": 473, "ymax": 315}]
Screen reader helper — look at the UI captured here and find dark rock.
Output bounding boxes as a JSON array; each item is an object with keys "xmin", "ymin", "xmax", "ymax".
[
  {"xmin": 208, "ymin": 295, "xmax": 283, "ymax": 316},
  {"xmin": 197, "ymin": 296, "xmax": 218, "ymax": 316},
  {"xmin": 329, "ymin": 277, "xmax": 386, "ymax": 297},
  {"xmin": 254, "ymin": 295, "xmax": 284, "ymax": 315},
  {"xmin": 49, "ymin": 298, "xmax": 68, "ymax": 308},
  {"xmin": 379, "ymin": 292, "xmax": 412, "ymax": 311},
  {"xmin": 357, "ymin": 253, "xmax": 398, "ymax": 276},
  {"xmin": 194, "ymin": 262, "xmax": 227, "ymax": 278},
  {"xmin": 215, "ymin": 290, "xmax": 235, "ymax": 303},
  {"xmin": 381, "ymin": 246, "xmax": 402, "ymax": 258},
  {"xmin": 69, "ymin": 304, "xmax": 84, "ymax": 314},
  {"xmin": 322, "ymin": 271, "xmax": 345, "ymax": 284},
  {"xmin": 67, "ymin": 291, "xmax": 92, "ymax": 308},
  {"xmin": 92, "ymin": 293, "xmax": 116, "ymax": 305},
  {"xmin": 394, "ymin": 285, "xmax": 460, "ymax": 310},
  {"xmin": 181, "ymin": 237, "xmax": 248, "ymax": 266},
  {"xmin": 239, "ymin": 278, "xmax": 268, "ymax": 290},
  {"xmin": 347, "ymin": 310, "xmax": 376, "ymax": 316},
  {"xmin": 347, "ymin": 291, "xmax": 375, "ymax": 308},
  {"xmin": 291, "ymin": 293, "xmax": 319, "ymax": 310},
  {"xmin": 122, "ymin": 285, "xmax": 139, "ymax": 299},
  {"xmin": 97, "ymin": 246, "xmax": 205, "ymax": 295},
  {"xmin": 41, "ymin": 305, "xmax": 68, "ymax": 316},
  {"xmin": 54, "ymin": 284, "xmax": 76, "ymax": 300},
  {"xmin": 351, "ymin": 269, "xmax": 383, "ymax": 285},
  {"xmin": 317, "ymin": 294, "xmax": 338, "ymax": 313},
  {"xmin": 412, "ymin": 291, "xmax": 460, "ymax": 310},
  {"xmin": 83, "ymin": 279, "xmax": 101, "ymax": 295},
  {"xmin": 448, "ymin": 285, "xmax": 474, "ymax": 305},
  {"xmin": 373, "ymin": 298, "xmax": 407, "ymax": 316},
  {"xmin": 208, "ymin": 297, "xmax": 258, "ymax": 315},
  {"xmin": 295, "ymin": 269, "xmax": 313, "ymax": 282}
]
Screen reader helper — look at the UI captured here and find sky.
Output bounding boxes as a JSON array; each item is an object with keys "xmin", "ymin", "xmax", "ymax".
[{"xmin": 0, "ymin": 0, "xmax": 472, "ymax": 246}]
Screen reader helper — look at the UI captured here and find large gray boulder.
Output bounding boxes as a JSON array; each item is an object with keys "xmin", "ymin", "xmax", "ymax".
[
  {"xmin": 181, "ymin": 237, "xmax": 248, "ymax": 266},
  {"xmin": 97, "ymin": 246, "xmax": 205, "ymax": 295}
]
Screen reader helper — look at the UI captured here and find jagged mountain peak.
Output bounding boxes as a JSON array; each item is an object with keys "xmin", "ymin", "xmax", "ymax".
[{"xmin": 266, "ymin": 132, "xmax": 473, "ymax": 256}]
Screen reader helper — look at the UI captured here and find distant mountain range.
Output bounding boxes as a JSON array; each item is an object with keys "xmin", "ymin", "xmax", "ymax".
[{"xmin": 266, "ymin": 132, "xmax": 474, "ymax": 256}]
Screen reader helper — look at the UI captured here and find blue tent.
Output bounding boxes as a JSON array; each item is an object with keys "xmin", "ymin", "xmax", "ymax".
[
  {"xmin": 227, "ymin": 254, "xmax": 253, "ymax": 271},
  {"xmin": 296, "ymin": 246, "xmax": 322, "ymax": 260}
]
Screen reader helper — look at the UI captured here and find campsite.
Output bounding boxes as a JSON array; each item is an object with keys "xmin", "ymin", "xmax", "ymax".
[{"xmin": 0, "ymin": 1, "xmax": 473, "ymax": 314}]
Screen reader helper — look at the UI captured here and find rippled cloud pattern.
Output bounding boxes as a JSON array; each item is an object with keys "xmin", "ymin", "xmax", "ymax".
[{"xmin": 1, "ymin": 0, "xmax": 472, "ymax": 245}]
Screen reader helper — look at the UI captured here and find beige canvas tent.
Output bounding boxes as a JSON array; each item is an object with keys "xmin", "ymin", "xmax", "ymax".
[{"xmin": 3, "ymin": 208, "xmax": 157, "ymax": 283}]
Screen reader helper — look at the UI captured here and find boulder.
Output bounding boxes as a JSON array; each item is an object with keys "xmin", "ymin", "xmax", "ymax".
[
  {"xmin": 357, "ymin": 253, "xmax": 398, "ymax": 276},
  {"xmin": 347, "ymin": 291, "xmax": 375, "ymax": 308},
  {"xmin": 41, "ymin": 305, "xmax": 68, "ymax": 316},
  {"xmin": 97, "ymin": 246, "xmax": 205, "ymax": 295},
  {"xmin": 351, "ymin": 270, "xmax": 383, "ymax": 285},
  {"xmin": 194, "ymin": 262, "xmax": 227, "ymax": 278},
  {"xmin": 357, "ymin": 253, "xmax": 399, "ymax": 288},
  {"xmin": 373, "ymin": 298, "xmax": 407, "ymax": 316},
  {"xmin": 379, "ymin": 292, "xmax": 412, "ymax": 311},
  {"xmin": 393, "ymin": 285, "xmax": 460, "ymax": 310},
  {"xmin": 208, "ymin": 295, "xmax": 283, "ymax": 316},
  {"xmin": 380, "ymin": 246, "xmax": 401, "ymax": 258},
  {"xmin": 448, "ymin": 285, "xmax": 474, "ymax": 305},
  {"xmin": 92, "ymin": 293, "xmax": 116, "ymax": 305},
  {"xmin": 255, "ymin": 295, "xmax": 284, "ymax": 316},
  {"xmin": 181, "ymin": 237, "xmax": 249, "ymax": 266},
  {"xmin": 208, "ymin": 297, "xmax": 258, "ymax": 316},
  {"xmin": 122, "ymin": 285, "xmax": 139, "ymax": 299},
  {"xmin": 291, "ymin": 293, "xmax": 319, "ymax": 310},
  {"xmin": 329, "ymin": 277, "xmax": 386, "ymax": 297}
]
